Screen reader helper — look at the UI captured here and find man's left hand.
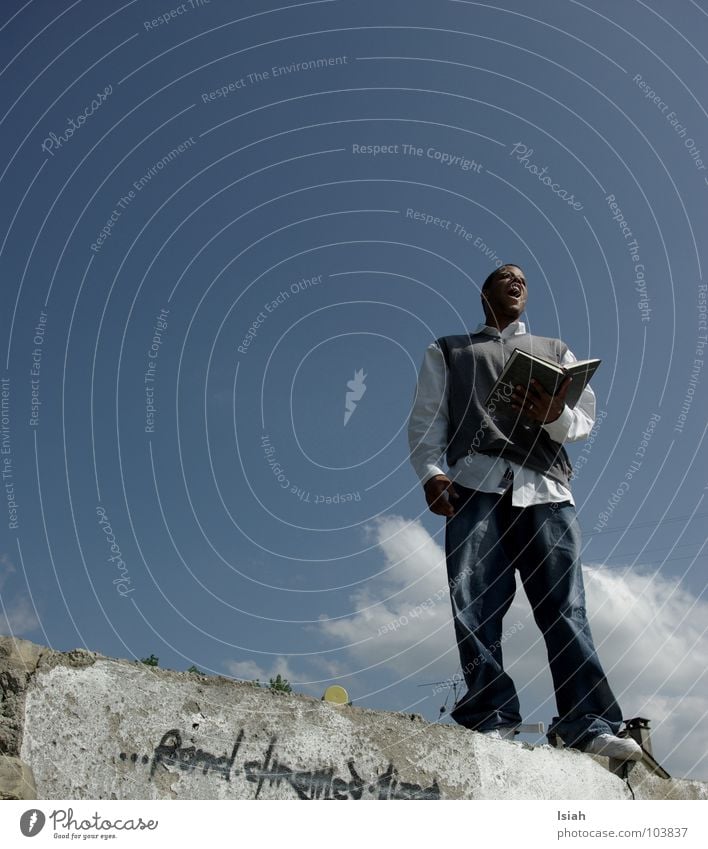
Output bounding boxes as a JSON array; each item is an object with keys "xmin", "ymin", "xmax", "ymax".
[{"xmin": 511, "ymin": 375, "xmax": 572, "ymax": 424}]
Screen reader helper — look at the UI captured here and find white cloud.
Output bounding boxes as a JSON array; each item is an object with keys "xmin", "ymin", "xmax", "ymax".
[
  {"xmin": 317, "ymin": 515, "xmax": 708, "ymax": 780},
  {"xmin": 581, "ymin": 565, "xmax": 708, "ymax": 780},
  {"xmin": 0, "ymin": 553, "xmax": 40, "ymax": 636},
  {"xmin": 0, "ymin": 595, "xmax": 40, "ymax": 635},
  {"xmin": 317, "ymin": 515, "xmax": 459, "ymax": 681},
  {"xmin": 0, "ymin": 552, "xmax": 17, "ymax": 589},
  {"xmin": 300, "ymin": 654, "xmax": 346, "ymax": 680},
  {"xmin": 224, "ymin": 655, "xmax": 295, "ymax": 684}
]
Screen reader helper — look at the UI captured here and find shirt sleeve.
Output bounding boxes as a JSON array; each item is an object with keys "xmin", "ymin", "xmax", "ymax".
[
  {"xmin": 407, "ymin": 343, "xmax": 451, "ymax": 485},
  {"xmin": 542, "ymin": 347, "xmax": 596, "ymax": 443}
]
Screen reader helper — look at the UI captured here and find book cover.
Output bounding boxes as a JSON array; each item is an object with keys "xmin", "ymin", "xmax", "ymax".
[{"xmin": 485, "ymin": 349, "xmax": 601, "ymax": 411}]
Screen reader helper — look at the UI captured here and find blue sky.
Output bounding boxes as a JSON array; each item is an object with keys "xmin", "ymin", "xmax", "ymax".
[{"xmin": 1, "ymin": 0, "xmax": 706, "ymax": 781}]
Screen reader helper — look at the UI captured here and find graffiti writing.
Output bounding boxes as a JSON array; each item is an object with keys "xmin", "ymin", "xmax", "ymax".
[
  {"xmin": 123, "ymin": 728, "xmax": 243, "ymax": 781},
  {"xmin": 243, "ymin": 739, "xmax": 440, "ymax": 799},
  {"xmin": 119, "ymin": 727, "xmax": 441, "ymax": 800}
]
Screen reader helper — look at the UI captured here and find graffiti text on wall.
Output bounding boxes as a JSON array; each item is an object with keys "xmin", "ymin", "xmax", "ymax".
[{"xmin": 118, "ymin": 728, "xmax": 441, "ymax": 800}]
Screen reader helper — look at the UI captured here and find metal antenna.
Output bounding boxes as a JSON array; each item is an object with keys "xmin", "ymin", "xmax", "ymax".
[{"xmin": 417, "ymin": 677, "xmax": 464, "ymax": 720}]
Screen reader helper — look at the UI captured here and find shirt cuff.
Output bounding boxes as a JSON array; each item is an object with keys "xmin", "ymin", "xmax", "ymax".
[
  {"xmin": 420, "ymin": 465, "xmax": 448, "ymax": 486},
  {"xmin": 542, "ymin": 405, "xmax": 572, "ymax": 442}
]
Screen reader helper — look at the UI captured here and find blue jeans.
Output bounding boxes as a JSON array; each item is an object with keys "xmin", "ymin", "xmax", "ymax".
[{"xmin": 444, "ymin": 484, "xmax": 622, "ymax": 748}]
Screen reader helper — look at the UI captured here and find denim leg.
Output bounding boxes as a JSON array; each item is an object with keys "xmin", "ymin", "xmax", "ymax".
[
  {"xmin": 513, "ymin": 501, "xmax": 623, "ymax": 747},
  {"xmin": 444, "ymin": 487, "xmax": 522, "ymax": 731}
]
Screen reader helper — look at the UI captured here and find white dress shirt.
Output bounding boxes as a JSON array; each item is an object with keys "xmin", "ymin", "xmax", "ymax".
[{"xmin": 408, "ymin": 321, "xmax": 596, "ymax": 507}]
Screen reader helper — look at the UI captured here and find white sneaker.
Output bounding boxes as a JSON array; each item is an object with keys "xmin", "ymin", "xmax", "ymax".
[
  {"xmin": 581, "ymin": 733, "xmax": 643, "ymax": 761},
  {"xmin": 481, "ymin": 726, "xmax": 518, "ymax": 741}
]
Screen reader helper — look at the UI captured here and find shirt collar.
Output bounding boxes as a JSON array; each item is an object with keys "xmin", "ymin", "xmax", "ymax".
[{"xmin": 474, "ymin": 320, "xmax": 526, "ymax": 338}]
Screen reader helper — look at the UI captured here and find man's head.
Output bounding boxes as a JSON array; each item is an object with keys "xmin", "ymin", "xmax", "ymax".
[{"xmin": 481, "ymin": 264, "xmax": 527, "ymax": 330}]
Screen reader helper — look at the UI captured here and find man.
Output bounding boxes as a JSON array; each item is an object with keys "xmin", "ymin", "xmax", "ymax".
[{"xmin": 407, "ymin": 264, "xmax": 641, "ymax": 760}]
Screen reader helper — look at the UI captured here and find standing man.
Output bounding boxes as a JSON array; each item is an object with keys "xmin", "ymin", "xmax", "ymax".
[{"xmin": 408, "ymin": 264, "xmax": 641, "ymax": 760}]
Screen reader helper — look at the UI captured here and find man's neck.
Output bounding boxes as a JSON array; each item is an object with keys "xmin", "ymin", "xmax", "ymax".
[
  {"xmin": 481, "ymin": 317, "xmax": 524, "ymax": 334},
  {"xmin": 483, "ymin": 312, "xmax": 517, "ymax": 331}
]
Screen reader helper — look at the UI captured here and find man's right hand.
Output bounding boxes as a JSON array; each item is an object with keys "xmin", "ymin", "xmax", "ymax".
[{"xmin": 423, "ymin": 475, "xmax": 459, "ymax": 517}]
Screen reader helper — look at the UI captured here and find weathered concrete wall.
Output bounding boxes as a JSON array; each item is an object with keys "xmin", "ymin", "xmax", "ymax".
[{"xmin": 1, "ymin": 637, "xmax": 706, "ymax": 801}]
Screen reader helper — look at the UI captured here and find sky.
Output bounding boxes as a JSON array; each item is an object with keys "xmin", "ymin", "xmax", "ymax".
[{"xmin": 0, "ymin": 0, "xmax": 706, "ymax": 784}]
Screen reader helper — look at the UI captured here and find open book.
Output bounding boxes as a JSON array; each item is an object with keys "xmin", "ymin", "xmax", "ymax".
[{"xmin": 484, "ymin": 349, "xmax": 601, "ymax": 410}]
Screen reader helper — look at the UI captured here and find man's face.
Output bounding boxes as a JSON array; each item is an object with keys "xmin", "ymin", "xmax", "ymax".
[{"xmin": 482, "ymin": 266, "xmax": 528, "ymax": 324}]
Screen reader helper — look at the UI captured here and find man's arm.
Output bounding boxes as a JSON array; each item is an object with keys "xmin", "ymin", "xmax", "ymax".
[
  {"xmin": 543, "ymin": 348, "xmax": 596, "ymax": 442},
  {"xmin": 511, "ymin": 347, "xmax": 596, "ymax": 442},
  {"xmin": 407, "ymin": 343, "xmax": 449, "ymax": 484},
  {"xmin": 408, "ymin": 343, "xmax": 460, "ymax": 516}
]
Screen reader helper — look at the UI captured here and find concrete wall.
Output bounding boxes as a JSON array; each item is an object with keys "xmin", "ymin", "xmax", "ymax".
[{"xmin": 1, "ymin": 637, "xmax": 706, "ymax": 801}]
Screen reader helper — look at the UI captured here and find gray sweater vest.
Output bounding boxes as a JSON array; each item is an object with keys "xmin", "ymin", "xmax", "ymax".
[{"xmin": 437, "ymin": 331, "xmax": 573, "ymax": 487}]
